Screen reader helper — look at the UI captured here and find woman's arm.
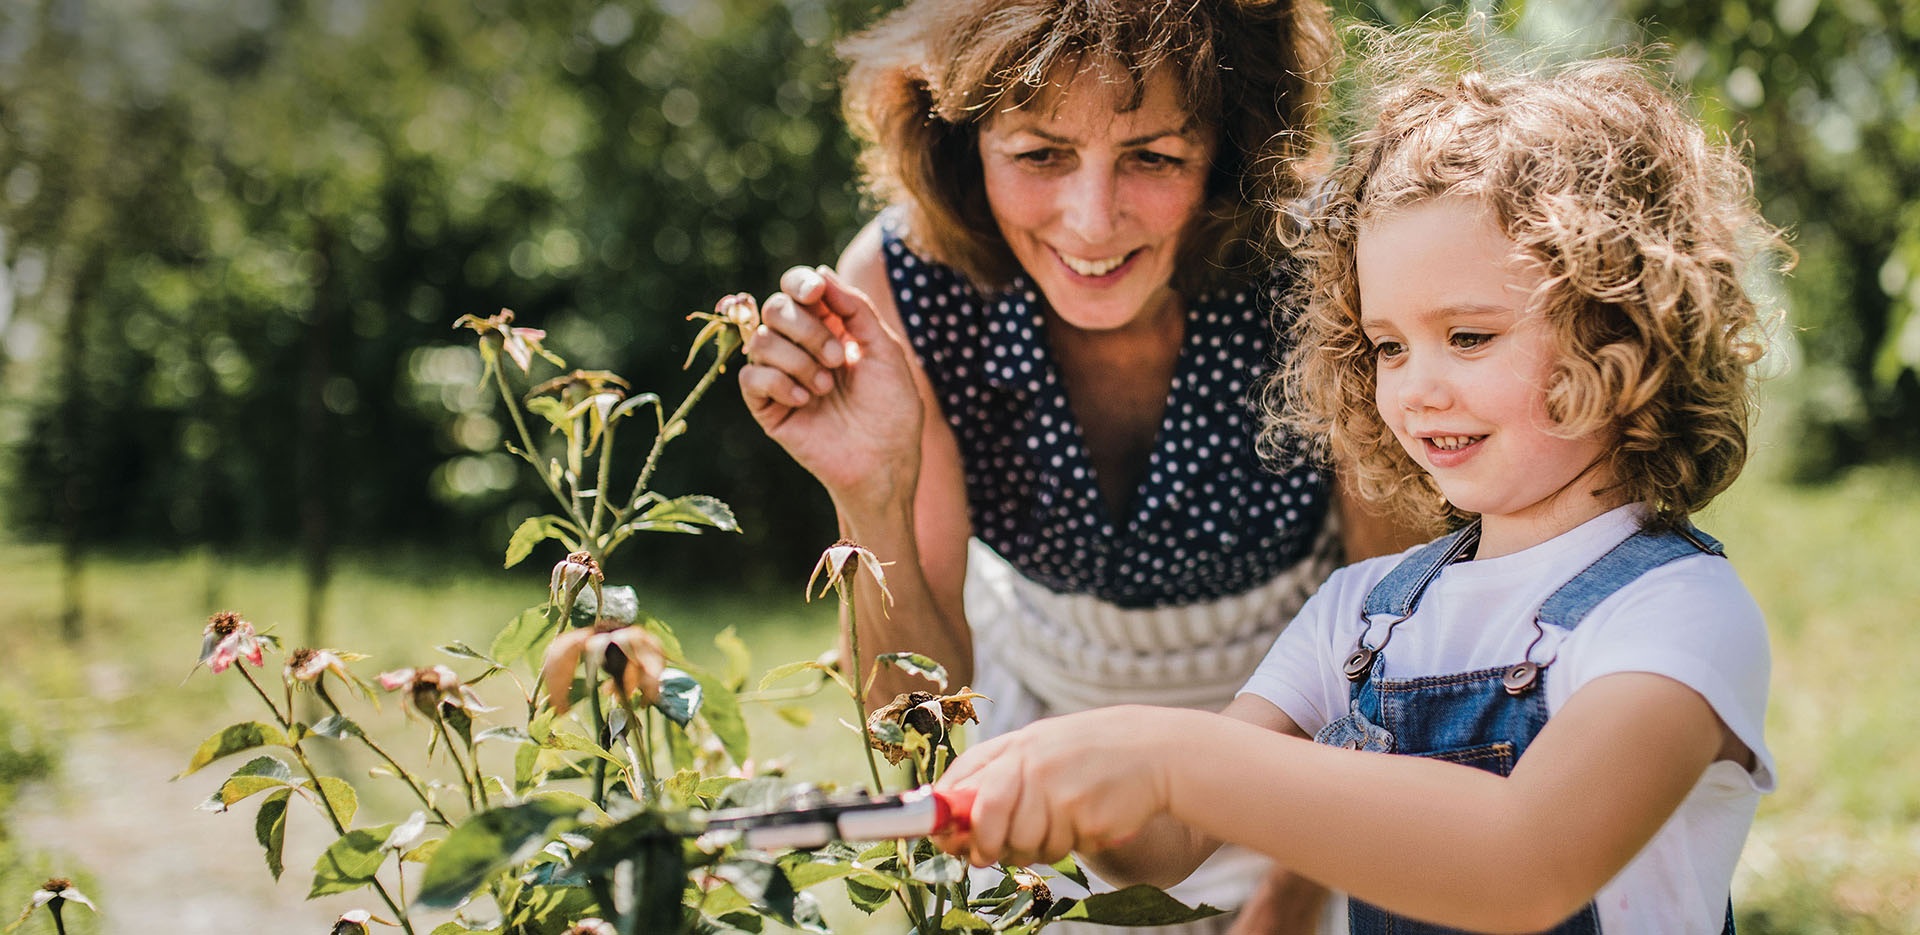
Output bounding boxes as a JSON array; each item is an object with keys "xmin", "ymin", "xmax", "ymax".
[
  {"xmin": 938, "ymin": 671, "xmax": 1738, "ymax": 932},
  {"xmin": 738, "ymin": 217, "xmax": 975, "ymax": 704}
]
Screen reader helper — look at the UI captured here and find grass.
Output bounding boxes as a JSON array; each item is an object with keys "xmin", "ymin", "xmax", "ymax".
[{"xmin": 1, "ymin": 450, "xmax": 1917, "ymax": 932}]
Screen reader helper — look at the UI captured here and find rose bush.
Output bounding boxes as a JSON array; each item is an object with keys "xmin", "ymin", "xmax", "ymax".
[{"xmin": 177, "ymin": 304, "xmax": 1218, "ymax": 934}]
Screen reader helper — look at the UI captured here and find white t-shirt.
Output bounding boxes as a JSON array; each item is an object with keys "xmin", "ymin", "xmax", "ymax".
[{"xmin": 1240, "ymin": 505, "xmax": 1774, "ymax": 935}]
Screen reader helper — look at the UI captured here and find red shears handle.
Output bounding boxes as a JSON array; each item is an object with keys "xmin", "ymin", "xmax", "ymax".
[{"xmin": 932, "ymin": 787, "xmax": 976, "ymax": 835}]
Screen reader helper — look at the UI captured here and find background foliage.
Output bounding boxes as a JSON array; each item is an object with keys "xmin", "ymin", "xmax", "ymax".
[
  {"xmin": 1, "ymin": 0, "xmax": 1913, "ymax": 580},
  {"xmin": 0, "ymin": 0, "xmax": 1916, "ymax": 932}
]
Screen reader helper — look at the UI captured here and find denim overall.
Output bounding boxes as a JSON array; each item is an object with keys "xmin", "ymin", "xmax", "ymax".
[{"xmin": 1314, "ymin": 520, "xmax": 1735, "ymax": 935}]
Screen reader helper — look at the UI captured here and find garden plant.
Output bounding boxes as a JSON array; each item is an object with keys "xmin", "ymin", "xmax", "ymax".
[{"xmin": 170, "ymin": 302, "xmax": 1220, "ymax": 934}]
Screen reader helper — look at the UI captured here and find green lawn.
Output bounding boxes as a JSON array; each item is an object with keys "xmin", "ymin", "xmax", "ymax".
[{"xmin": 1, "ymin": 457, "xmax": 1917, "ymax": 932}]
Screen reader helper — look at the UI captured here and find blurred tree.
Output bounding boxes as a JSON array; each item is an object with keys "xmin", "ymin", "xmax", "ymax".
[
  {"xmin": 0, "ymin": 0, "xmax": 883, "ymax": 609},
  {"xmin": 1605, "ymin": 0, "xmax": 1920, "ymax": 475}
]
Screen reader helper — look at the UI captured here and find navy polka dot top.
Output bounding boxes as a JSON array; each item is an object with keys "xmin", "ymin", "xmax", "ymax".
[{"xmin": 881, "ymin": 217, "xmax": 1331, "ymax": 609}]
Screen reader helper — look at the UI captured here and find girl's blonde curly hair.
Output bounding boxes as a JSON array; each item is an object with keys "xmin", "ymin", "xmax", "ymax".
[{"xmin": 1263, "ymin": 30, "xmax": 1788, "ymax": 534}]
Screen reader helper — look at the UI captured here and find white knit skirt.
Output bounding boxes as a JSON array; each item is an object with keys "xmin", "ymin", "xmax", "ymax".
[{"xmin": 962, "ymin": 518, "xmax": 1342, "ymax": 932}]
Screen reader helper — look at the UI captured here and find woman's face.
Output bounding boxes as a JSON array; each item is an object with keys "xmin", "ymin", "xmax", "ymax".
[{"xmin": 978, "ymin": 63, "xmax": 1215, "ymax": 332}]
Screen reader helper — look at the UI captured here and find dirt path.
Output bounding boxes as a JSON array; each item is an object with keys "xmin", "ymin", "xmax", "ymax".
[{"xmin": 11, "ymin": 728, "xmax": 448, "ymax": 934}]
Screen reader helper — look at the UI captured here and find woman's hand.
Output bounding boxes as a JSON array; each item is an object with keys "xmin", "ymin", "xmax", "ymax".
[
  {"xmin": 739, "ymin": 265, "xmax": 924, "ymax": 506},
  {"xmin": 933, "ymin": 706, "xmax": 1183, "ymax": 869}
]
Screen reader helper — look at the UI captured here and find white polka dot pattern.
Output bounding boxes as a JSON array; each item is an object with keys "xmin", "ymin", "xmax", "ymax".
[{"xmin": 881, "ymin": 214, "xmax": 1330, "ymax": 608}]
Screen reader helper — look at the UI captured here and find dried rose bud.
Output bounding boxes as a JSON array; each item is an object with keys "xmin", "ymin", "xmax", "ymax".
[
  {"xmin": 453, "ymin": 307, "xmax": 561, "ymax": 374},
  {"xmin": 1009, "ymin": 867, "xmax": 1054, "ymax": 919},
  {"xmin": 199, "ymin": 611, "xmax": 266, "ymax": 673},
  {"xmin": 807, "ymin": 540, "xmax": 893, "ymax": 606},
  {"xmin": 16, "ymin": 877, "xmax": 96, "ymax": 927},
  {"xmin": 330, "ymin": 908, "xmax": 396, "ymax": 934},
  {"xmin": 286, "ymin": 647, "xmax": 369, "ymax": 688},
  {"xmin": 683, "ymin": 293, "xmax": 760, "ymax": 370},
  {"xmin": 376, "ymin": 665, "xmax": 495, "ymax": 719},
  {"xmin": 864, "ymin": 688, "xmax": 986, "ymax": 765},
  {"xmin": 550, "ymin": 551, "xmax": 604, "ymax": 614}
]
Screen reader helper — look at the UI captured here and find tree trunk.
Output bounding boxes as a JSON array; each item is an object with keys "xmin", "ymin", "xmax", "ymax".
[{"xmin": 299, "ymin": 222, "xmax": 338, "ymax": 650}]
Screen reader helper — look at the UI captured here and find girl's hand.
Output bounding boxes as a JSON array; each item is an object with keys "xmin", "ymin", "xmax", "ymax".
[
  {"xmin": 738, "ymin": 265, "xmax": 924, "ymax": 505},
  {"xmin": 933, "ymin": 706, "xmax": 1177, "ymax": 868}
]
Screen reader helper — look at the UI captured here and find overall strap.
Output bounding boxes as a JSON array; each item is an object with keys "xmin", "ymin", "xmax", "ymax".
[
  {"xmin": 1361, "ymin": 521, "xmax": 1481, "ymax": 618},
  {"xmin": 1536, "ymin": 523, "xmax": 1724, "ymax": 631}
]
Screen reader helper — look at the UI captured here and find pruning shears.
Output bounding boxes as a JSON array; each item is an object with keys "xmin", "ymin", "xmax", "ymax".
[{"xmin": 691, "ymin": 786, "xmax": 976, "ymax": 850}]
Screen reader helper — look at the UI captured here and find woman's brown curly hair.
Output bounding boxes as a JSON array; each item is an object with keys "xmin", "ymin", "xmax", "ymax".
[
  {"xmin": 1264, "ymin": 30, "xmax": 1788, "ymax": 534},
  {"xmin": 837, "ymin": 0, "xmax": 1337, "ymax": 294}
]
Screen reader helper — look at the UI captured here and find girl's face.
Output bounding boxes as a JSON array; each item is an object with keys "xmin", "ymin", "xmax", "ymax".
[
  {"xmin": 1356, "ymin": 197, "xmax": 1622, "ymax": 556},
  {"xmin": 979, "ymin": 62, "xmax": 1215, "ymax": 333}
]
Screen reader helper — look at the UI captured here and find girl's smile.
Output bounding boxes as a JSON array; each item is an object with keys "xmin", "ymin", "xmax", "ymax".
[{"xmin": 1357, "ymin": 197, "xmax": 1623, "ymax": 557}]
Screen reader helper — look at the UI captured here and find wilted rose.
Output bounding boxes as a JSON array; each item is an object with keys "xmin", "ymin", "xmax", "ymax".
[{"xmin": 539, "ymin": 621, "xmax": 666, "ymax": 715}]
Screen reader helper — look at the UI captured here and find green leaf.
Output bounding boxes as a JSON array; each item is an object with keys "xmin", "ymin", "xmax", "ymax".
[
  {"xmin": 543, "ymin": 729, "xmax": 627, "ymax": 768},
  {"xmin": 635, "ymin": 494, "xmax": 739, "ymax": 533},
  {"xmin": 475, "ymin": 725, "xmax": 533, "ymax": 745},
  {"xmin": 255, "ymin": 789, "xmax": 291, "ymax": 880},
  {"xmin": 844, "ymin": 874, "xmax": 893, "ymax": 914},
  {"xmin": 309, "ymin": 823, "xmax": 399, "ymax": 898},
  {"xmin": 757, "ymin": 660, "xmax": 816, "ymax": 691},
  {"xmin": 940, "ymin": 908, "xmax": 995, "ymax": 933},
  {"xmin": 873, "ymin": 652, "xmax": 948, "ymax": 690},
  {"xmin": 1053, "ymin": 885, "xmax": 1222, "ymax": 925},
  {"xmin": 610, "ymin": 391, "xmax": 662, "ymax": 426},
  {"xmin": 774, "ymin": 705, "xmax": 814, "ymax": 727},
  {"xmin": 429, "ymin": 922, "xmax": 502, "ymax": 935},
  {"xmin": 782, "ymin": 862, "xmax": 868, "ymax": 891},
  {"xmin": 438, "ymin": 641, "xmax": 497, "ymax": 664},
  {"xmin": 505, "ymin": 515, "xmax": 573, "ymax": 569},
  {"xmin": 525, "ymin": 396, "xmax": 572, "ymax": 433},
  {"xmin": 711, "ymin": 858, "xmax": 798, "ymax": 928},
  {"xmin": 710, "ymin": 909, "xmax": 764, "ymax": 934},
  {"xmin": 402, "ymin": 838, "xmax": 442, "ymax": 865},
  {"xmin": 911, "ymin": 854, "xmax": 967, "ymax": 885},
  {"xmin": 177, "ymin": 722, "xmax": 288, "ymax": 778},
  {"xmin": 525, "ymin": 789, "xmax": 611, "ymax": 824},
  {"xmin": 575, "ymin": 584, "xmax": 641, "ymax": 627},
  {"xmin": 988, "ymin": 888, "xmax": 1037, "ymax": 930},
  {"xmin": 505, "ymin": 884, "xmax": 597, "ymax": 931},
  {"xmin": 1049, "ymin": 853, "xmax": 1089, "ymax": 889},
  {"xmin": 695, "ymin": 776, "xmax": 743, "ymax": 801},
  {"xmin": 572, "ymin": 812, "xmax": 686, "ymax": 935},
  {"xmin": 714, "ymin": 626, "xmax": 751, "ymax": 690},
  {"xmin": 310, "ymin": 714, "xmax": 364, "ymax": 740},
  {"xmin": 642, "ymin": 615, "xmax": 685, "ymax": 661},
  {"xmin": 689, "ymin": 668, "xmax": 749, "ymax": 764},
  {"xmin": 415, "ymin": 798, "xmax": 585, "ymax": 909},
  {"xmin": 869, "ymin": 720, "xmax": 905, "ymax": 747},
  {"xmin": 654, "ymin": 668, "xmax": 703, "ymax": 727},
  {"xmin": 210, "ymin": 755, "xmax": 293, "ymax": 807},
  {"xmin": 300, "ymin": 776, "xmax": 360, "ymax": 828},
  {"xmin": 491, "ymin": 604, "xmax": 558, "ymax": 667}
]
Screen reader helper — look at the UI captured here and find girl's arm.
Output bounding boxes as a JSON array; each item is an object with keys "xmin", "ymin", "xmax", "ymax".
[
  {"xmin": 738, "ymin": 218, "xmax": 975, "ymax": 703},
  {"xmin": 1071, "ymin": 694, "xmax": 1307, "ymax": 888},
  {"xmin": 938, "ymin": 671, "xmax": 1740, "ymax": 933}
]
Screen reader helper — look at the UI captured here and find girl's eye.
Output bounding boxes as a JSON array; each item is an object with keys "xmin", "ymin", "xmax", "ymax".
[
  {"xmin": 1372, "ymin": 340, "xmax": 1406, "ymax": 361},
  {"xmin": 1450, "ymin": 332, "xmax": 1493, "ymax": 350}
]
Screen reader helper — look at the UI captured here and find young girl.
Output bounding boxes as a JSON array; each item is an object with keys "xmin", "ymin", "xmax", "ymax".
[{"xmin": 934, "ymin": 42, "xmax": 1784, "ymax": 935}]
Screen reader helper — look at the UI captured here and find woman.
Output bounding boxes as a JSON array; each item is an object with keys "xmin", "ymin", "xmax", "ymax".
[{"xmin": 736, "ymin": 0, "xmax": 1418, "ymax": 929}]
